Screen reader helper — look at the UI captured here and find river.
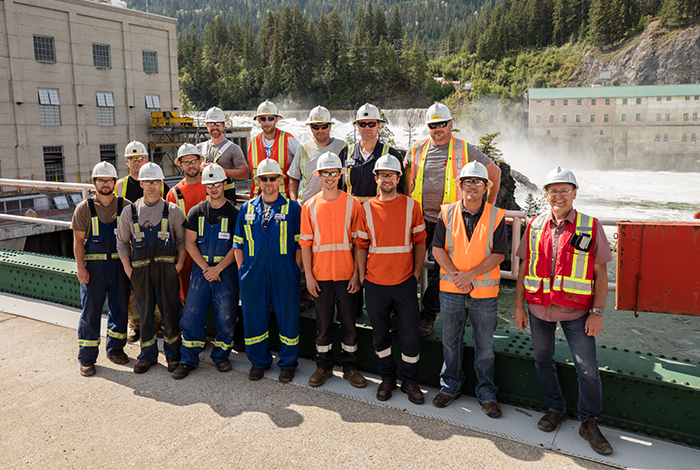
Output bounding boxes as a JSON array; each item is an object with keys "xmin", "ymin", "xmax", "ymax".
[{"xmin": 225, "ymin": 110, "xmax": 700, "ymax": 360}]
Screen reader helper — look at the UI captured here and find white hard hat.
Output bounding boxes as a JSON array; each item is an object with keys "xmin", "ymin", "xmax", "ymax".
[
  {"xmin": 306, "ymin": 105, "xmax": 332, "ymax": 125},
  {"xmin": 205, "ymin": 106, "xmax": 226, "ymax": 123},
  {"xmin": 426, "ymin": 103, "xmax": 452, "ymax": 124},
  {"xmin": 373, "ymin": 154, "xmax": 403, "ymax": 176},
  {"xmin": 255, "ymin": 158, "xmax": 283, "ymax": 178},
  {"xmin": 353, "ymin": 103, "xmax": 385, "ymax": 124},
  {"xmin": 124, "ymin": 141, "xmax": 148, "ymax": 157},
  {"xmin": 254, "ymin": 100, "xmax": 281, "ymax": 119},
  {"xmin": 456, "ymin": 161, "xmax": 492, "ymax": 188},
  {"xmin": 543, "ymin": 166, "xmax": 578, "ymax": 190},
  {"xmin": 313, "ymin": 152, "xmax": 344, "ymax": 175},
  {"xmin": 138, "ymin": 162, "xmax": 164, "ymax": 181},
  {"xmin": 91, "ymin": 161, "xmax": 118, "ymax": 179},
  {"xmin": 201, "ymin": 163, "xmax": 227, "ymax": 185},
  {"xmin": 176, "ymin": 143, "xmax": 201, "ymax": 163}
]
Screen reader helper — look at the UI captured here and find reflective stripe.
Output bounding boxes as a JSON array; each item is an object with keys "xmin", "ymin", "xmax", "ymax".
[
  {"xmin": 566, "ymin": 212, "xmax": 594, "ymax": 290},
  {"xmin": 369, "ymin": 246, "xmax": 413, "ymax": 254},
  {"xmin": 312, "ymin": 243, "xmax": 352, "ymax": 252},
  {"xmin": 316, "ymin": 344, "xmax": 332, "ymax": 353},
  {"xmin": 106, "ymin": 329, "xmax": 127, "ymax": 340},
  {"xmin": 294, "ymin": 234, "xmax": 300, "ymax": 242},
  {"xmin": 444, "ymin": 203, "xmax": 456, "ymax": 255},
  {"xmin": 472, "ymin": 279, "xmax": 500, "ymax": 287},
  {"xmin": 164, "ymin": 335, "xmax": 180, "ymax": 345},
  {"xmin": 84, "ymin": 254, "xmax": 108, "ymax": 261},
  {"xmin": 154, "ymin": 256, "xmax": 176, "ymax": 263},
  {"xmin": 214, "ymin": 340, "xmax": 234, "ymax": 350},
  {"xmin": 198, "ymin": 215, "xmax": 205, "ymax": 236},
  {"xmin": 203, "ymin": 255, "xmax": 226, "ymax": 263},
  {"xmin": 233, "ymin": 235, "xmax": 244, "ymax": 244},
  {"xmin": 183, "ymin": 339, "xmax": 206, "ymax": 348},
  {"xmin": 412, "ymin": 223, "xmax": 426, "ymax": 233},
  {"xmin": 141, "ymin": 335, "xmax": 157, "ymax": 348},
  {"xmin": 356, "ymin": 230, "xmax": 369, "ymax": 239},
  {"xmin": 401, "ymin": 353, "xmax": 420, "ymax": 364},
  {"xmin": 78, "ymin": 338, "xmax": 100, "ymax": 347},
  {"xmin": 160, "ymin": 216, "xmax": 168, "ymax": 234},
  {"xmin": 244, "ymin": 203, "xmax": 255, "ymax": 256},
  {"xmin": 341, "ymin": 342, "xmax": 358, "ymax": 353},
  {"xmin": 177, "ymin": 196, "xmax": 185, "ymax": 214},
  {"xmin": 221, "ymin": 217, "xmax": 229, "ymax": 233},
  {"xmin": 131, "ymin": 259, "xmax": 150, "ymax": 268},
  {"xmin": 279, "ymin": 334, "xmax": 299, "ymax": 346},
  {"xmin": 279, "ymin": 199, "xmax": 289, "ymax": 255},
  {"xmin": 245, "ymin": 331, "xmax": 269, "ymax": 345},
  {"xmin": 111, "ymin": 253, "xmax": 120, "ymax": 259},
  {"xmin": 299, "ymin": 234, "xmax": 313, "ymax": 240},
  {"xmin": 91, "ymin": 216, "xmax": 99, "ymax": 237},
  {"xmin": 526, "ymin": 215, "xmax": 547, "ymax": 288},
  {"xmin": 308, "ymin": 193, "xmax": 354, "ymax": 253},
  {"xmin": 376, "ymin": 347, "xmax": 392, "ymax": 358},
  {"xmin": 364, "ymin": 196, "xmax": 414, "ymax": 255},
  {"xmin": 410, "ymin": 137, "xmax": 464, "ymax": 206}
]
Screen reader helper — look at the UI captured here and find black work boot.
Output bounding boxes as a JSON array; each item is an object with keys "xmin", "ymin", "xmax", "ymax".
[{"xmin": 579, "ymin": 418, "xmax": 613, "ymax": 455}]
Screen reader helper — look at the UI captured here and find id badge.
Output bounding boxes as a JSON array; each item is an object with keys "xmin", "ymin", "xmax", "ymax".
[
  {"xmin": 245, "ymin": 213, "xmax": 255, "ymax": 222},
  {"xmin": 158, "ymin": 231, "xmax": 170, "ymax": 240},
  {"xmin": 134, "ymin": 232, "xmax": 145, "ymax": 240},
  {"xmin": 274, "ymin": 213, "xmax": 286, "ymax": 221},
  {"xmin": 218, "ymin": 232, "xmax": 230, "ymax": 240},
  {"xmin": 346, "ymin": 158, "xmax": 355, "ymax": 166}
]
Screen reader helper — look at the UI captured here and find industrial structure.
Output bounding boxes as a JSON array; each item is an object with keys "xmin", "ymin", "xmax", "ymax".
[{"xmin": 528, "ymin": 84, "xmax": 700, "ymax": 171}]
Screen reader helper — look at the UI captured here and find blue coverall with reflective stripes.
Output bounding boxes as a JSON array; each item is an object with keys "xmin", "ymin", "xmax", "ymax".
[{"xmin": 233, "ymin": 194, "xmax": 301, "ymax": 371}]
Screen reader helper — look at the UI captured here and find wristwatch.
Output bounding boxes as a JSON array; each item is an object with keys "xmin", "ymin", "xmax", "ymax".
[{"xmin": 591, "ymin": 308, "xmax": 605, "ymax": 317}]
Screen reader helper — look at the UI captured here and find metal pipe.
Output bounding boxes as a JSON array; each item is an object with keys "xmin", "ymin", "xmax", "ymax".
[
  {"xmin": 0, "ymin": 213, "xmax": 71, "ymax": 227},
  {"xmin": 0, "ymin": 178, "xmax": 93, "ymax": 193}
]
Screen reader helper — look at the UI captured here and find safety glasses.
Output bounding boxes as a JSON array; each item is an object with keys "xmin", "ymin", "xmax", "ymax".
[
  {"xmin": 357, "ymin": 121, "xmax": 378, "ymax": 128},
  {"xmin": 258, "ymin": 116, "xmax": 277, "ymax": 122},
  {"xmin": 310, "ymin": 123, "xmax": 331, "ymax": 130},
  {"xmin": 259, "ymin": 176, "xmax": 279, "ymax": 182},
  {"xmin": 428, "ymin": 121, "xmax": 449, "ymax": 129}
]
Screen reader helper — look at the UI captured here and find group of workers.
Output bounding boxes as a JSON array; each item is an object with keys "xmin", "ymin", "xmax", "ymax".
[{"xmin": 71, "ymin": 101, "xmax": 613, "ymax": 455}]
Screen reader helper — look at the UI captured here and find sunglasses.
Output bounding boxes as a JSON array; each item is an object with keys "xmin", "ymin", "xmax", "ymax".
[
  {"xmin": 206, "ymin": 182, "xmax": 224, "ymax": 189},
  {"xmin": 310, "ymin": 123, "xmax": 331, "ymax": 130},
  {"xmin": 259, "ymin": 176, "xmax": 279, "ymax": 182},
  {"xmin": 357, "ymin": 121, "xmax": 378, "ymax": 128},
  {"xmin": 428, "ymin": 121, "xmax": 450, "ymax": 129},
  {"xmin": 127, "ymin": 156, "xmax": 147, "ymax": 163},
  {"xmin": 319, "ymin": 170, "xmax": 339, "ymax": 178},
  {"xmin": 258, "ymin": 116, "xmax": 276, "ymax": 122}
]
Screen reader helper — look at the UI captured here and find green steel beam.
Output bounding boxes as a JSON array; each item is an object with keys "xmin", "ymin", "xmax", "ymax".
[{"xmin": 2, "ymin": 249, "xmax": 699, "ymax": 448}]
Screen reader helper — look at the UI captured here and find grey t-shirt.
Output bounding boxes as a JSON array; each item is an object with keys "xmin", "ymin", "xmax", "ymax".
[
  {"xmin": 420, "ymin": 141, "xmax": 492, "ymax": 224},
  {"xmin": 287, "ymin": 138, "xmax": 346, "ymax": 204},
  {"xmin": 197, "ymin": 139, "xmax": 247, "ymax": 172},
  {"xmin": 116, "ymin": 198, "xmax": 186, "ymax": 259}
]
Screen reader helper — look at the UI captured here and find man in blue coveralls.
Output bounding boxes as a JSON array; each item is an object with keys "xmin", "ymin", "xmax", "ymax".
[
  {"xmin": 172, "ymin": 164, "xmax": 240, "ymax": 379},
  {"xmin": 72, "ymin": 162, "xmax": 131, "ymax": 376},
  {"xmin": 233, "ymin": 158, "xmax": 302, "ymax": 383}
]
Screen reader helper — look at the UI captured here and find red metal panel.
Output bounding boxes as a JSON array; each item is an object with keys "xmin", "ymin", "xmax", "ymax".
[{"xmin": 616, "ymin": 222, "xmax": 700, "ymax": 315}]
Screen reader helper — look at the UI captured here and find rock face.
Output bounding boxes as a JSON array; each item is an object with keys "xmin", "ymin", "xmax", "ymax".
[
  {"xmin": 570, "ymin": 23, "xmax": 700, "ymax": 86},
  {"xmin": 495, "ymin": 161, "xmax": 521, "ymax": 212}
]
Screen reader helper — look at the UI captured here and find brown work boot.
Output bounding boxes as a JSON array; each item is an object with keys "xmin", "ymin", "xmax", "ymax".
[
  {"xmin": 400, "ymin": 383, "xmax": 425, "ymax": 404},
  {"xmin": 481, "ymin": 401, "xmax": 502, "ymax": 418},
  {"xmin": 376, "ymin": 380, "xmax": 397, "ymax": 401},
  {"xmin": 133, "ymin": 361, "xmax": 156, "ymax": 374},
  {"xmin": 127, "ymin": 328, "xmax": 140, "ymax": 343},
  {"xmin": 432, "ymin": 391, "xmax": 461, "ymax": 408},
  {"xmin": 579, "ymin": 418, "xmax": 613, "ymax": 455},
  {"xmin": 308, "ymin": 368, "xmax": 334, "ymax": 387},
  {"xmin": 538, "ymin": 410, "xmax": 568, "ymax": 432},
  {"xmin": 107, "ymin": 350, "xmax": 129, "ymax": 365},
  {"xmin": 80, "ymin": 362, "xmax": 96, "ymax": 377},
  {"xmin": 343, "ymin": 369, "xmax": 367, "ymax": 388},
  {"xmin": 419, "ymin": 320, "xmax": 434, "ymax": 338}
]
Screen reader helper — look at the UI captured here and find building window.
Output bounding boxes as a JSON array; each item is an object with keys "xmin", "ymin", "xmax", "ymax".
[
  {"xmin": 96, "ymin": 92, "xmax": 115, "ymax": 126},
  {"xmin": 93, "ymin": 44, "xmax": 110, "ymax": 68},
  {"xmin": 622, "ymin": 98, "xmax": 627, "ymax": 105},
  {"xmin": 577, "ymin": 99, "xmax": 582, "ymax": 105},
  {"xmin": 563, "ymin": 99, "xmax": 568, "ymax": 106},
  {"xmin": 636, "ymin": 113, "xmax": 642, "ymax": 121},
  {"xmin": 145, "ymin": 94, "xmax": 161, "ymax": 110},
  {"xmin": 573, "ymin": 129, "xmax": 577, "ymax": 136},
  {"xmin": 33, "ymin": 35, "xmax": 55, "ymax": 63},
  {"xmin": 591, "ymin": 99, "xmax": 597, "ymax": 105},
  {"xmin": 692, "ymin": 133, "xmax": 697, "ymax": 141},
  {"xmin": 622, "ymin": 131, "xmax": 628, "ymax": 141},
  {"xmin": 600, "ymin": 130, "xmax": 604, "ymax": 135},
  {"xmin": 99, "ymin": 144, "xmax": 118, "ymax": 167},
  {"xmin": 664, "ymin": 133, "xmax": 668, "ymax": 141},
  {"xmin": 665, "ymin": 113, "xmax": 670, "ymax": 121},
  {"xmin": 656, "ymin": 113, "xmax": 661, "ymax": 121},
  {"xmin": 682, "ymin": 133, "xmax": 687, "ymax": 142},
  {"xmin": 657, "ymin": 97, "xmax": 662, "ymax": 101},
  {"xmin": 685, "ymin": 96, "xmax": 690, "ymax": 101},
  {"xmin": 655, "ymin": 134, "xmax": 660, "ymax": 142},
  {"xmin": 546, "ymin": 130, "xmax": 551, "ymax": 135},
  {"xmin": 620, "ymin": 114, "xmax": 626, "ymax": 122},
  {"xmin": 667, "ymin": 96, "xmax": 671, "ymax": 101},
  {"xmin": 549, "ymin": 114, "xmax": 554, "ymax": 123},
  {"xmin": 43, "ymin": 146, "xmax": 65, "ymax": 181},
  {"xmin": 605, "ymin": 98, "xmax": 611, "ymax": 105},
  {"xmin": 575, "ymin": 114, "xmax": 581, "ymax": 123},
  {"xmin": 636, "ymin": 98, "xmax": 642, "ymax": 104},
  {"xmin": 550, "ymin": 100, "xmax": 555, "ymax": 106},
  {"xmin": 536, "ymin": 100, "xmax": 542, "ymax": 103},
  {"xmin": 695, "ymin": 96, "xmax": 699, "ymax": 100},
  {"xmin": 590, "ymin": 114, "xmax": 595, "ymax": 123},
  {"xmin": 142, "ymin": 50, "xmax": 158, "ymax": 73},
  {"xmin": 38, "ymin": 88, "xmax": 61, "ymax": 126},
  {"xmin": 694, "ymin": 113, "xmax": 698, "ymax": 121},
  {"xmin": 536, "ymin": 115, "xmax": 541, "ymax": 123},
  {"xmin": 562, "ymin": 114, "xmax": 568, "ymax": 123},
  {"xmin": 683, "ymin": 113, "xmax": 689, "ymax": 121}
]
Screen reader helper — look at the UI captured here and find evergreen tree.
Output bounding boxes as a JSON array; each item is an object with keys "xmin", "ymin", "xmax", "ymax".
[
  {"xmin": 374, "ymin": 6, "xmax": 388, "ymax": 44},
  {"xmin": 388, "ymin": 6, "xmax": 403, "ymax": 44}
]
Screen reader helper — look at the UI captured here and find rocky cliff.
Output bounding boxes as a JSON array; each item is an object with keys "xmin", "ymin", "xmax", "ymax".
[{"xmin": 570, "ymin": 22, "xmax": 700, "ymax": 86}]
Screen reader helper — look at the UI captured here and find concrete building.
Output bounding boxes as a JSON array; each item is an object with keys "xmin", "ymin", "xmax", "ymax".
[
  {"xmin": 528, "ymin": 85, "xmax": 700, "ymax": 171},
  {"xmin": 0, "ymin": 0, "xmax": 179, "ymax": 185}
]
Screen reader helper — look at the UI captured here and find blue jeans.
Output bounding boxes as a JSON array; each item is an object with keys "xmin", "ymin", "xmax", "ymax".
[
  {"xmin": 528, "ymin": 311, "xmax": 602, "ymax": 421},
  {"xmin": 439, "ymin": 291, "xmax": 498, "ymax": 403}
]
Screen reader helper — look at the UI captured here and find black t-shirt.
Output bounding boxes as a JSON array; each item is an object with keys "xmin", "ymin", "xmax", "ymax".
[
  {"xmin": 432, "ymin": 201, "xmax": 508, "ymax": 255},
  {"xmin": 183, "ymin": 199, "xmax": 239, "ymax": 231},
  {"xmin": 123, "ymin": 175, "xmax": 170, "ymax": 203}
]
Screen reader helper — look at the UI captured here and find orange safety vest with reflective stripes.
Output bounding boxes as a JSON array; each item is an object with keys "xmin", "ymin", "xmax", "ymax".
[
  {"xmin": 248, "ymin": 129, "xmax": 293, "ymax": 199},
  {"xmin": 523, "ymin": 210, "xmax": 597, "ymax": 310},
  {"xmin": 408, "ymin": 136, "xmax": 466, "ymax": 209},
  {"xmin": 439, "ymin": 201, "xmax": 505, "ymax": 298}
]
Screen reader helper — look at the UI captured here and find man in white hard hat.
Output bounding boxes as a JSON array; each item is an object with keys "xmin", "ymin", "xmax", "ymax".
[
  {"xmin": 514, "ymin": 166, "xmax": 613, "ymax": 455},
  {"xmin": 248, "ymin": 100, "xmax": 301, "ymax": 199},
  {"xmin": 117, "ymin": 162, "xmax": 187, "ymax": 374},
  {"xmin": 407, "ymin": 102, "xmax": 502, "ymax": 338},
  {"xmin": 197, "ymin": 107, "xmax": 249, "ymax": 203},
  {"xmin": 288, "ymin": 105, "xmax": 346, "ymax": 204},
  {"xmin": 300, "ymin": 152, "xmax": 366, "ymax": 389},
  {"xmin": 233, "ymin": 158, "xmax": 302, "ymax": 383},
  {"xmin": 166, "ymin": 143, "xmax": 208, "ymax": 304},
  {"xmin": 172, "ymin": 164, "xmax": 240, "ymax": 379},
  {"xmin": 339, "ymin": 103, "xmax": 405, "ymax": 203},
  {"xmin": 71, "ymin": 162, "xmax": 132, "ymax": 376},
  {"xmin": 115, "ymin": 140, "xmax": 169, "ymax": 341},
  {"xmin": 431, "ymin": 161, "xmax": 507, "ymax": 419},
  {"xmin": 356, "ymin": 155, "xmax": 427, "ymax": 404}
]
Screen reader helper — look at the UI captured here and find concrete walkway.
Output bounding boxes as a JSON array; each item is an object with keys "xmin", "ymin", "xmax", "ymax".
[{"xmin": 0, "ymin": 311, "xmax": 616, "ymax": 470}]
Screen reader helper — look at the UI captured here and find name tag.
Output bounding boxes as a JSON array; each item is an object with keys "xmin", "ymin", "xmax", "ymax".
[
  {"xmin": 346, "ymin": 158, "xmax": 355, "ymax": 166},
  {"xmin": 158, "ymin": 231, "xmax": 170, "ymax": 240},
  {"xmin": 218, "ymin": 232, "xmax": 230, "ymax": 240},
  {"xmin": 245, "ymin": 213, "xmax": 255, "ymax": 221},
  {"xmin": 274, "ymin": 213, "xmax": 286, "ymax": 221},
  {"xmin": 134, "ymin": 232, "xmax": 145, "ymax": 240},
  {"xmin": 114, "ymin": 228, "xmax": 118, "ymax": 236}
]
